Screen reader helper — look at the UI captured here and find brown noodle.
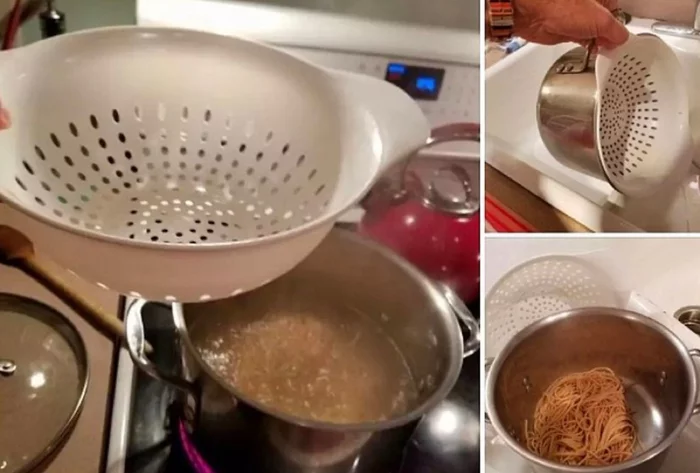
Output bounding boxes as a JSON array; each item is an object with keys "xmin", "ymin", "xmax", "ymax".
[{"xmin": 525, "ymin": 367, "xmax": 637, "ymax": 466}]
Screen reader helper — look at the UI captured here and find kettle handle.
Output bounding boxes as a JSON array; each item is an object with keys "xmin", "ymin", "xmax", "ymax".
[
  {"xmin": 360, "ymin": 122, "xmax": 481, "ymax": 214},
  {"xmin": 425, "ymin": 122, "xmax": 480, "ymax": 148},
  {"xmin": 405, "ymin": 122, "xmax": 481, "ymax": 217}
]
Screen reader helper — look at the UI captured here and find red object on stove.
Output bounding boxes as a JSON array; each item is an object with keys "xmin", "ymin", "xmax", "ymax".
[
  {"xmin": 359, "ymin": 198, "xmax": 480, "ymax": 304},
  {"xmin": 2, "ymin": 0, "xmax": 22, "ymax": 50},
  {"xmin": 485, "ymin": 194, "xmax": 535, "ymax": 232},
  {"xmin": 358, "ymin": 123, "xmax": 480, "ymax": 304}
]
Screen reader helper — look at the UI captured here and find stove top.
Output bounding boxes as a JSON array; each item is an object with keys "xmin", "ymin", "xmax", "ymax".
[{"xmin": 105, "ymin": 291, "xmax": 480, "ymax": 473}]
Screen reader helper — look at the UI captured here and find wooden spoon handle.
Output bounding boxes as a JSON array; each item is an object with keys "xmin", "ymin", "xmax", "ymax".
[{"xmin": 14, "ymin": 255, "xmax": 153, "ymax": 353}]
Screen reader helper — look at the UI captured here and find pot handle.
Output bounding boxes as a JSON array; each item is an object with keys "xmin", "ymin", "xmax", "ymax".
[
  {"xmin": 440, "ymin": 283, "xmax": 480, "ymax": 359},
  {"xmin": 690, "ymin": 349, "xmax": 700, "ymax": 415},
  {"xmin": 124, "ymin": 298, "xmax": 195, "ymax": 395},
  {"xmin": 484, "ymin": 357, "xmax": 494, "ymax": 424},
  {"xmin": 557, "ymin": 41, "xmax": 596, "ymax": 74}
]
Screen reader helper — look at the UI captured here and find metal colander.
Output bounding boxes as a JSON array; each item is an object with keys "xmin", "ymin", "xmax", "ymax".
[{"xmin": 0, "ymin": 26, "xmax": 429, "ymax": 302}]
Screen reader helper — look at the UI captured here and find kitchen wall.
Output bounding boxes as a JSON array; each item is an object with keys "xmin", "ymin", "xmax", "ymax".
[
  {"xmin": 210, "ymin": 0, "xmax": 478, "ymax": 30},
  {"xmin": 15, "ymin": 0, "xmax": 696, "ymax": 45},
  {"xmin": 21, "ymin": 0, "xmax": 478, "ymax": 44},
  {"xmin": 619, "ymin": 0, "xmax": 696, "ymax": 23},
  {"xmin": 22, "ymin": 0, "xmax": 135, "ymax": 44}
]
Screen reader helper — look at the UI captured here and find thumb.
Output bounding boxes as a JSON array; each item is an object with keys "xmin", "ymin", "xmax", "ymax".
[
  {"xmin": 596, "ymin": 0, "xmax": 619, "ymax": 11},
  {"xmin": 593, "ymin": 5, "xmax": 629, "ymax": 48}
]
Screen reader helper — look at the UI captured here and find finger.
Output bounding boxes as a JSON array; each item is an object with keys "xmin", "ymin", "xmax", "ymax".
[
  {"xmin": 512, "ymin": 25, "xmax": 569, "ymax": 45},
  {"xmin": 0, "ymin": 108, "xmax": 11, "ymax": 130},
  {"xmin": 543, "ymin": 1, "xmax": 628, "ymax": 48},
  {"xmin": 596, "ymin": 0, "xmax": 619, "ymax": 11},
  {"xmin": 593, "ymin": 5, "xmax": 629, "ymax": 48}
]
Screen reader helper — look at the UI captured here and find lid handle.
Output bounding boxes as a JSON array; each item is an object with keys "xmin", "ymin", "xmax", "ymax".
[{"xmin": 0, "ymin": 358, "xmax": 16, "ymax": 376}]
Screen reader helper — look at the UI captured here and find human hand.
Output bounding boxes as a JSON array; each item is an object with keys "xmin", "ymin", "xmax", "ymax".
[
  {"xmin": 513, "ymin": 0, "xmax": 629, "ymax": 50},
  {"xmin": 0, "ymin": 102, "xmax": 10, "ymax": 130}
]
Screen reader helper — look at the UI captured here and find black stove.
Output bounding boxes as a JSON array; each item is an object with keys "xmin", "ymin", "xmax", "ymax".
[{"xmin": 105, "ymin": 296, "xmax": 480, "ymax": 473}]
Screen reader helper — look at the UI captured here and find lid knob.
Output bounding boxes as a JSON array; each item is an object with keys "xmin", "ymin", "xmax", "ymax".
[{"xmin": 0, "ymin": 359, "xmax": 16, "ymax": 376}]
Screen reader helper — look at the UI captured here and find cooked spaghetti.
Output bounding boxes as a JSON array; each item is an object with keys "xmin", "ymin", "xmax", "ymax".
[{"xmin": 525, "ymin": 367, "xmax": 637, "ymax": 466}]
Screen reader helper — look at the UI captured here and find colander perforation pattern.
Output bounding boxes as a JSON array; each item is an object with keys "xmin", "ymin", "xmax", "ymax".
[
  {"xmin": 12, "ymin": 105, "xmax": 334, "ymax": 245},
  {"xmin": 594, "ymin": 34, "xmax": 691, "ymax": 197},
  {"xmin": 599, "ymin": 53, "xmax": 656, "ymax": 180},
  {"xmin": 486, "ymin": 256, "xmax": 618, "ymax": 357},
  {"xmin": 0, "ymin": 26, "xmax": 430, "ymax": 302}
]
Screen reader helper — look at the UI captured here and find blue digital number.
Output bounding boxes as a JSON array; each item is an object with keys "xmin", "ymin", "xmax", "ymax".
[
  {"xmin": 387, "ymin": 63, "xmax": 406, "ymax": 75},
  {"xmin": 416, "ymin": 76, "xmax": 437, "ymax": 93}
]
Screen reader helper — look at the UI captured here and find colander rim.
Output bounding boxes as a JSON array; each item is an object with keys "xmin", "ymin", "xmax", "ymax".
[
  {"xmin": 0, "ymin": 24, "xmax": 389, "ymax": 252},
  {"xmin": 593, "ymin": 33, "xmax": 692, "ymax": 198}
]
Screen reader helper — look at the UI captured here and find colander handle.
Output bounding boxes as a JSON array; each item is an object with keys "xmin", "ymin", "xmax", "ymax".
[
  {"xmin": 329, "ymin": 69, "xmax": 431, "ymax": 174},
  {"xmin": 690, "ymin": 348, "xmax": 700, "ymax": 415},
  {"xmin": 124, "ymin": 298, "xmax": 196, "ymax": 396}
]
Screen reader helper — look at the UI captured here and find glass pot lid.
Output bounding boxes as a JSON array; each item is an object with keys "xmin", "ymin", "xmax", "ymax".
[{"xmin": 0, "ymin": 293, "xmax": 88, "ymax": 473}]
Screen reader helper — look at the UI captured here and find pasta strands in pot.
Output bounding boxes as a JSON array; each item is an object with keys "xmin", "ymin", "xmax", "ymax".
[{"xmin": 525, "ymin": 368, "xmax": 637, "ymax": 466}]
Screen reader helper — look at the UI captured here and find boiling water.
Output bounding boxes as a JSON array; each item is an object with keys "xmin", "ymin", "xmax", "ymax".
[{"xmin": 195, "ymin": 304, "xmax": 418, "ymax": 424}]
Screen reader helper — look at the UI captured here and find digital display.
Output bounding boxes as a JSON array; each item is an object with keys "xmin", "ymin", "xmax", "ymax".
[{"xmin": 385, "ymin": 63, "xmax": 445, "ymax": 101}]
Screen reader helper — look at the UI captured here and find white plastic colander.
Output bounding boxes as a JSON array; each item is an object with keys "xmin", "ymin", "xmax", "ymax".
[
  {"xmin": 0, "ymin": 26, "xmax": 430, "ymax": 302},
  {"xmin": 485, "ymin": 255, "xmax": 619, "ymax": 358},
  {"xmin": 595, "ymin": 34, "xmax": 693, "ymax": 197}
]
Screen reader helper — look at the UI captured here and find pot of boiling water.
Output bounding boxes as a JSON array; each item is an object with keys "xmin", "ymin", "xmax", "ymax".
[{"xmin": 125, "ymin": 229, "xmax": 475, "ymax": 473}]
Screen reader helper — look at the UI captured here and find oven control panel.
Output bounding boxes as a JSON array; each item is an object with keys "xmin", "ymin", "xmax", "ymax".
[
  {"xmin": 282, "ymin": 46, "xmax": 479, "ymax": 131},
  {"xmin": 384, "ymin": 62, "xmax": 445, "ymax": 101}
]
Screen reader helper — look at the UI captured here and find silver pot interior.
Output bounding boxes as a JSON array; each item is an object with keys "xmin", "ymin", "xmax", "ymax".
[
  {"xmin": 180, "ymin": 230, "xmax": 462, "ymax": 426},
  {"xmin": 491, "ymin": 310, "xmax": 693, "ymax": 459}
]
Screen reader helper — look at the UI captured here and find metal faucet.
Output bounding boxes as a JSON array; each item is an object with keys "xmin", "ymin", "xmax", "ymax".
[
  {"xmin": 0, "ymin": 0, "xmax": 65, "ymax": 43},
  {"xmin": 651, "ymin": 0, "xmax": 700, "ymax": 39}
]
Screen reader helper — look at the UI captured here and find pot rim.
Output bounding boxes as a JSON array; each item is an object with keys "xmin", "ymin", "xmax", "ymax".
[
  {"xmin": 486, "ymin": 306, "xmax": 698, "ymax": 472},
  {"xmin": 173, "ymin": 229, "xmax": 465, "ymax": 432}
]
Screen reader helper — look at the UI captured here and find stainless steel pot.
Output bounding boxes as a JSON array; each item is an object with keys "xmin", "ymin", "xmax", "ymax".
[
  {"xmin": 536, "ymin": 13, "xmax": 628, "ymax": 186},
  {"xmin": 486, "ymin": 307, "xmax": 700, "ymax": 473},
  {"xmin": 536, "ymin": 43, "xmax": 604, "ymax": 179},
  {"xmin": 124, "ymin": 229, "xmax": 478, "ymax": 473}
]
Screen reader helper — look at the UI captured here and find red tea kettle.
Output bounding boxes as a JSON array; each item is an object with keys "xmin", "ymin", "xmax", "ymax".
[{"xmin": 358, "ymin": 123, "xmax": 480, "ymax": 304}]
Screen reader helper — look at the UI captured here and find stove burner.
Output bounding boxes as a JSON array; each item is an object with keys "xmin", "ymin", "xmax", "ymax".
[{"xmin": 177, "ymin": 416, "xmax": 214, "ymax": 473}]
